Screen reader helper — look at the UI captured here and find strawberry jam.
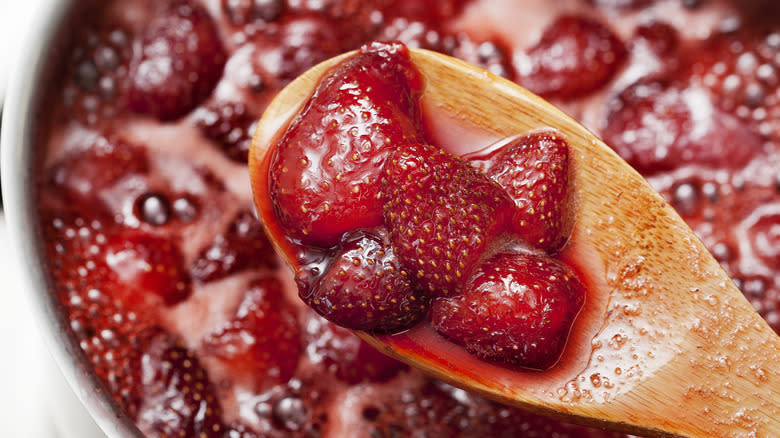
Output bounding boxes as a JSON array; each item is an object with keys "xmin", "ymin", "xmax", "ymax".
[{"xmin": 33, "ymin": 0, "xmax": 779, "ymax": 437}]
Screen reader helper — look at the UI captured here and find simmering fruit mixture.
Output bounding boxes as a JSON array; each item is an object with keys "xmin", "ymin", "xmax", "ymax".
[{"xmin": 34, "ymin": 0, "xmax": 779, "ymax": 437}]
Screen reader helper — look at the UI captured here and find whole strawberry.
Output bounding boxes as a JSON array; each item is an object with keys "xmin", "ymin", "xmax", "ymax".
[
  {"xmin": 269, "ymin": 41, "xmax": 425, "ymax": 247},
  {"xmin": 471, "ymin": 130, "xmax": 570, "ymax": 252},
  {"xmin": 302, "ymin": 229, "xmax": 428, "ymax": 332},
  {"xmin": 382, "ymin": 144, "xmax": 514, "ymax": 297},
  {"xmin": 430, "ymin": 252, "xmax": 586, "ymax": 369}
]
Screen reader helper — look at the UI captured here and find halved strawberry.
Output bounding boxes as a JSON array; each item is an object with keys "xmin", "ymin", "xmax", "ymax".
[
  {"xmin": 517, "ymin": 15, "xmax": 627, "ymax": 99},
  {"xmin": 137, "ymin": 330, "xmax": 226, "ymax": 437},
  {"xmin": 302, "ymin": 228, "xmax": 428, "ymax": 332},
  {"xmin": 430, "ymin": 252, "xmax": 585, "ymax": 369},
  {"xmin": 203, "ymin": 277, "xmax": 301, "ymax": 391},
  {"xmin": 470, "ymin": 130, "xmax": 570, "ymax": 252},
  {"xmin": 128, "ymin": 0, "xmax": 227, "ymax": 120},
  {"xmin": 269, "ymin": 41, "xmax": 425, "ymax": 247},
  {"xmin": 382, "ymin": 144, "xmax": 514, "ymax": 297}
]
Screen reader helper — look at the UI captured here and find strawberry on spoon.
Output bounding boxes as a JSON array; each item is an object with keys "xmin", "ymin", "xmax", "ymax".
[{"xmin": 249, "ymin": 43, "xmax": 780, "ymax": 437}]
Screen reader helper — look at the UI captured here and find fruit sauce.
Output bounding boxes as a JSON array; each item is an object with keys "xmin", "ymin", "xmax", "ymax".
[{"xmin": 34, "ymin": 0, "xmax": 779, "ymax": 437}]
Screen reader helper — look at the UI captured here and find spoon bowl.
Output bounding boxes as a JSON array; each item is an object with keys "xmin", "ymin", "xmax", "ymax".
[{"xmin": 250, "ymin": 48, "xmax": 780, "ymax": 437}]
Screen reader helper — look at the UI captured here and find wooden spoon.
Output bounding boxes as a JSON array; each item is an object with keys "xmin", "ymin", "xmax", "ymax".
[{"xmin": 249, "ymin": 48, "xmax": 780, "ymax": 437}]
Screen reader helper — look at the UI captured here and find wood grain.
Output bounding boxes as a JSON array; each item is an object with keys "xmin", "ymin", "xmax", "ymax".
[{"xmin": 250, "ymin": 48, "xmax": 780, "ymax": 437}]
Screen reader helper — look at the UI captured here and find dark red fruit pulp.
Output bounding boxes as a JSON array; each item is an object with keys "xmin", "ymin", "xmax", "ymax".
[
  {"xmin": 269, "ymin": 41, "xmax": 426, "ymax": 247},
  {"xmin": 431, "ymin": 252, "xmax": 586, "ymax": 370},
  {"xmin": 35, "ymin": 1, "xmax": 780, "ymax": 437},
  {"xmin": 302, "ymin": 229, "xmax": 428, "ymax": 332}
]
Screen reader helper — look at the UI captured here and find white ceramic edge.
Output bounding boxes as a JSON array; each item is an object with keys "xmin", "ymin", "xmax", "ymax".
[{"xmin": 1, "ymin": 0, "xmax": 142, "ymax": 436}]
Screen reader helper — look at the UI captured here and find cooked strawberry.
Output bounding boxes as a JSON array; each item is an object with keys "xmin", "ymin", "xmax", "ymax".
[
  {"xmin": 194, "ymin": 100, "xmax": 258, "ymax": 162},
  {"xmin": 203, "ymin": 277, "xmax": 301, "ymax": 391},
  {"xmin": 303, "ymin": 310, "xmax": 409, "ymax": 383},
  {"xmin": 302, "ymin": 228, "xmax": 428, "ymax": 332},
  {"xmin": 128, "ymin": 0, "xmax": 226, "ymax": 120},
  {"xmin": 518, "ymin": 15, "xmax": 627, "ymax": 99},
  {"xmin": 191, "ymin": 210, "xmax": 278, "ymax": 282},
  {"xmin": 104, "ymin": 229, "xmax": 192, "ymax": 307},
  {"xmin": 470, "ymin": 130, "xmax": 570, "ymax": 252},
  {"xmin": 137, "ymin": 330, "xmax": 226, "ymax": 437},
  {"xmin": 430, "ymin": 252, "xmax": 586, "ymax": 369},
  {"xmin": 682, "ymin": 30, "xmax": 780, "ymax": 142},
  {"xmin": 602, "ymin": 80, "xmax": 762, "ymax": 174},
  {"xmin": 63, "ymin": 26, "xmax": 133, "ymax": 125},
  {"xmin": 49, "ymin": 136, "xmax": 149, "ymax": 215},
  {"xmin": 222, "ymin": 0, "xmax": 285, "ymax": 25},
  {"xmin": 269, "ymin": 41, "xmax": 425, "ymax": 247},
  {"xmin": 382, "ymin": 144, "xmax": 514, "ymax": 297}
]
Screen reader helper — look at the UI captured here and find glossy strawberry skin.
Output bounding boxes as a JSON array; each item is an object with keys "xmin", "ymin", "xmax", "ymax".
[
  {"xmin": 269, "ymin": 41, "xmax": 425, "ymax": 247},
  {"xmin": 128, "ymin": 0, "xmax": 226, "ymax": 120},
  {"xmin": 430, "ymin": 252, "xmax": 586, "ymax": 370},
  {"xmin": 382, "ymin": 144, "xmax": 514, "ymax": 297},
  {"xmin": 104, "ymin": 229, "xmax": 192, "ymax": 307},
  {"xmin": 602, "ymin": 81, "xmax": 762, "ymax": 174},
  {"xmin": 203, "ymin": 277, "xmax": 301, "ymax": 391},
  {"xmin": 191, "ymin": 210, "xmax": 278, "ymax": 283},
  {"xmin": 137, "ymin": 330, "xmax": 226, "ymax": 437},
  {"xmin": 302, "ymin": 229, "xmax": 428, "ymax": 332},
  {"xmin": 518, "ymin": 15, "xmax": 627, "ymax": 99},
  {"xmin": 471, "ymin": 130, "xmax": 570, "ymax": 252}
]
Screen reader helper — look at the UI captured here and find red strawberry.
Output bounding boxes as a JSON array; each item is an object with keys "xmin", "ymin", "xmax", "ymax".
[
  {"xmin": 104, "ymin": 229, "xmax": 192, "ymax": 307},
  {"xmin": 49, "ymin": 136, "xmax": 149, "ymax": 215},
  {"xmin": 303, "ymin": 310, "xmax": 409, "ymax": 383},
  {"xmin": 382, "ymin": 144, "xmax": 514, "ymax": 297},
  {"xmin": 191, "ymin": 210, "xmax": 278, "ymax": 283},
  {"xmin": 470, "ymin": 130, "xmax": 570, "ymax": 252},
  {"xmin": 194, "ymin": 100, "xmax": 258, "ymax": 163},
  {"xmin": 517, "ymin": 15, "xmax": 627, "ymax": 99},
  {"xmin": 269, "ymin": 41, "xmax": 425, "ymax": 247},
  {"xmin": 203, "ymin": 277, "xmax": 301, "ymax": 391},
  {"xmin": 128, "ymin": 0, "xmax": 226, "ymax": 120},
  {"xmin": 430, "ymin": 252, "xmax": 586, "ymax": 369},
  {"xmin": 63, "ymin": 26, "xmax": 133, "ymax": 125},
  {"xmin": 602, "ymin": 80, "xmax": 762, "ymax": 174},
  {"xmin": 682, "ymin": 30, "xmax": 780, "ymax": 142},
  {"xmin": 137, "ymin": 330, "xmax": 226, "ymax": 437},
  {"xmin": 222, "ymin": 0, "xmax": 285, "ymax": 25},
  {"xmin": 302, "ymin": 229, "xmax": 428, "ymax": 332}
]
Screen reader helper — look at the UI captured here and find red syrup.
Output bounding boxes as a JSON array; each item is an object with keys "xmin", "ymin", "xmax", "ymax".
[{"xmin": 35, "ymin": 0, "xmax": 780, "ymax": 437}]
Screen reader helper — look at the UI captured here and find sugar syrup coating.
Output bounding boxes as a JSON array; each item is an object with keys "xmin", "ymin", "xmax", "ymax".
[
  {"xmin": 35, "ymin": 0, "xmax": 780, "ymax": 437},
  {"xmin": 269, "ymin": 42, "xmax": 426, "ymax": 247}
]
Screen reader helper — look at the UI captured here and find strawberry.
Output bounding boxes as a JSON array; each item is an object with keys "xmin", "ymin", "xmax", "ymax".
[
  {"xmin": 470, "ymin": 130, "xmax": 570, "ymax": 252},
  {"xmin": 128, "ymin": 0, "xmax": 226, "ymax": 120},
  {"xmin": 203, "ymin": 277, "xmax": 302, "ymax": 391},
  {"xmin": 104, "ymin": 229, "xmax": 192, "ymax": 307},
  {"xmin": 430, "ymin": 252, "xmax": 586, "ymax": 369},
  {"xmin": 269, "ymin": 41, "xmax": 425, "ymax": 247},
  {"xmin": 191, "ymin": 210, "xmax": 278, "ymax": 283},
  {"xmin": 303, "ymin": 310, "xmax": 409, "ymax": 384},
  {"xmin": 137, "ymin": 330, "xmax": 226, "ymax": 437},
  {"xmin": 382, "ymin": 144, "xmax": 514, "ymax": 297},
  {"xmin": 222, "ymin": 0, "xmax": 285, "ymax": 25},
  {"xmin": 517, "ymin": 15, "xmax": 627, "ymax": 99},
  {"xmin": 49, "ymin": 136, "xmax": 149, "ymax": 215},
  {"xmin": 682, "ymin": 30, "xmax": 780, "ymax": 142},
  {"xmin": 194, "ymin": 100, "xmax": 258, "ymax": 163},
  {"xmin": 63, "ymin": 26, "xmax": 133, "ymax": 125},
  {"xmin": 302, "ymin": 229, "xmax": 428, "ymax": 332},
  {"xmin": 602, "ymin": 80, "xmax": 762, "ymax": 174}
]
